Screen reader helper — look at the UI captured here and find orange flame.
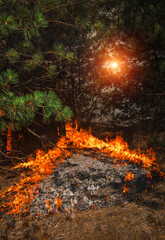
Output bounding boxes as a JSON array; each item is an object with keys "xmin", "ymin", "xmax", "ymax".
[
  {"xmin": 147, "ymin": 171, "xmax": 152, "ymax": 179},
  {"xmin": 124, "ymin": 172, "xmax": 135, "ymax": 181},
  {"xmin": 75, "ymin": 120, "xmax": 78, "ymax": 130},
  {"xmin": 65, "ymin": 124, "xmax": 158, "ymax": 170},
  {"xmin": 0, "ymin": 123, "xmax": 163, "ymax": 220},
  {"xmin": 123, "ymin": 172, "xmax": 135, "ymax": 194},
  {"xmin": 0, "ymin": 137, "xmax": 69, "ymax": 218},
  {"xmin": 46, "ymin": 199, "xmax": 52, "ymax": 212},
  {"xmin": 55, "ymin": 197, "xmax": 62, "ymax": 210},
  {"xmin": 123, "ymin": 185, "xmax": 129, "ymax": 194}
]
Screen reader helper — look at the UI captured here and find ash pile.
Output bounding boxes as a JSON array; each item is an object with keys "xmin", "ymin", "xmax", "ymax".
[{"xmin": 28, "ymin": 152, "xmax": 158, "ymax": 218}]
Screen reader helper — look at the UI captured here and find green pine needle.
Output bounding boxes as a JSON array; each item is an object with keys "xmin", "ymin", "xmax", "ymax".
[
  {"xmin": 6, "ymin": 49, "xmax": 20, "ymax": 63},
  {"xmin": 35, "ymin": 12, "xmax": 48, "ymax": 28}
]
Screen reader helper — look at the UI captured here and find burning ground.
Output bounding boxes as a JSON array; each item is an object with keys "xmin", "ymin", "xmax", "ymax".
[{"xmin": 0, "ymin": 124, "xmax": 164, "ymax": 239}]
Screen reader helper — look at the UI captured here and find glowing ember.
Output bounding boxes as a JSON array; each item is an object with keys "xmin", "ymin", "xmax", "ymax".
[{"xmin": 0, "ymin": 123, "xmax": 163, "ymax": 220}]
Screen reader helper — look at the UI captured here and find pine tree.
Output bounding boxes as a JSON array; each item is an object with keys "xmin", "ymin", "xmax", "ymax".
[
  {"xmin": 0, "ymin": 0, "xmax": 98, "ymax": 156},
  {"xmin": 0, "ymin": 69, "xmax": 72, "ymax": 155}
]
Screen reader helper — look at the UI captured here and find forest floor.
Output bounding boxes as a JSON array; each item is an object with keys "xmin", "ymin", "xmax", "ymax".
[{"xmin": 0, "ymin": 125, "xmax": 165, "ymax": 240}]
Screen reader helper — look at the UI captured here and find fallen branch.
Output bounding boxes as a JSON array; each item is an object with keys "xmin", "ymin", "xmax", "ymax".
[
  {"xmin": 0, "ymin": 150, "xmax": 31, "ymax": 162},
  {"xmin": 0, "ymin": 165, "xmax": 20, "ymax": 176},
  {"xmin": 26, "ymin": 127, "xmax": 69, "ymax": 161}
]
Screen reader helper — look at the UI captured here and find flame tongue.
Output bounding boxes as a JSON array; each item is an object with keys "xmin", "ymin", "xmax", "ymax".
[
  {"xmin": 124, "ymin": 172, "xmax": 135, "ymax": 182},
  {"xmin": 65, "ymin": 125, "xmax": 158, "ymax": 170},
  {"xmin": 0, "ymin": 123, "xmax": 163, "ymax": 220}
]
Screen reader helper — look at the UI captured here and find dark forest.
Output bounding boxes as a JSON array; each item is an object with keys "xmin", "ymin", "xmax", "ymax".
[{"xmin": 0, "ymin": 1, "xmax": 164, "ymax": 239}]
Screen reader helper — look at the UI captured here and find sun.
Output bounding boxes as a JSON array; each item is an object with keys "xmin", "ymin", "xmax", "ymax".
[
  {"xmin": 110, "ymin": 61, "xmax": 118, "ymax": 69},
  {"xmin": 103, "ymin": 61, "xmax": 119, "ymax": 70}
]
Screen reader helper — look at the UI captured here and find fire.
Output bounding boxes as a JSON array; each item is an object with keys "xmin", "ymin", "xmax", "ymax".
[
  {"xmin": 147, "ymin": 171, "xmax": 152, "ymax": 179},
  {"xmin": 0, "ymin": 137, "xmax": 69, "ymax": 218},
  {"xmin": 123, "ymin": 172, "xmax": 135, "ymax": 194},
  {"xmin": 123, "ymin": 185, "xmax": 129, "ymax": 194},
  {"xmin": 55, "ymin": 197, "xmax": 62, "ymax": 210},
  {"xmin": 46, "ymin": 200, "xmax": 52, "ymax": 212},
  {"xmin": 124, "ymin": 172, "xmax": 135, "ymax": 181},
  {"xmin": 0, "ymin": 123, "xmax": 163, "ymax": 220},
  {"xmin": 65, "ymin": 125, "xmax": 159, "ymax": 170}
]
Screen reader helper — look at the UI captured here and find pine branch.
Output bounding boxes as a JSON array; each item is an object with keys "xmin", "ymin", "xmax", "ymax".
[
  {"xmin": 47, "ymin": 19, "xmax": 76, "ymax": 27},
  {"xmin": 44, "ymin": 1, "xmax": 87, "ymax": 12},
  {"xmin": 12, "ymin": 78, "xmax": 33, "ymax": 87},
  {"xmin": 26, "ymin": 127, "xmax": 42, "ymax": 139},
  {"xmin": 5, "ymin": 0, "xmax": 19, "ymax": 21}
]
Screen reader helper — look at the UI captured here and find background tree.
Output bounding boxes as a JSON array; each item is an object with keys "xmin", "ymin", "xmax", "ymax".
[{"xmin": 73, "ymin": 0, "xmax": 165, "ymax": 132}]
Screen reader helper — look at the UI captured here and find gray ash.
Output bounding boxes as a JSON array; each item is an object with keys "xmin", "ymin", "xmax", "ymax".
[
  {"xmin": 1, "ymin": 152, "xmax": 160, "ymax": 221},
  {"xmin": 24, "ymin": 153, "xmax": 157, "ymax": 219}
]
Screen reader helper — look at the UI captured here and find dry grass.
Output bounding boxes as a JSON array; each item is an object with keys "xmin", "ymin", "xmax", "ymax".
[
  {"xmin": 0, "ymin": 162, "xmax": 164, "ymax": 240},
  {"xmin": 0, "ymin": 187, "xmax": 164, "ymax": 240}
]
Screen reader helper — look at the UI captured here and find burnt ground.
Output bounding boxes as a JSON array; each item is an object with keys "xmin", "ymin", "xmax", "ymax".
[{"xmin": 0, "ymin": 125, "xmax": 165, "ymax": 240}]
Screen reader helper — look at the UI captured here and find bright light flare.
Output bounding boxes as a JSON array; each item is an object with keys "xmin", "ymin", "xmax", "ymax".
[
  {"xmin": 110, "ymin": 61, "xmax": 118, "ymax": 69},
  {"xmin": 103, "ymin": 60, "xmax": 120, "ymax": 73}
]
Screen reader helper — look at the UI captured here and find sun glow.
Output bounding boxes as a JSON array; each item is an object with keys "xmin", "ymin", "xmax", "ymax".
[
  {"xmin": 103, "ymin": 60, "xmax": 120, "ymax": 73},
  {"xmin": 110, "ymin": 61, "xmax": 118, "ymax": 69}
]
